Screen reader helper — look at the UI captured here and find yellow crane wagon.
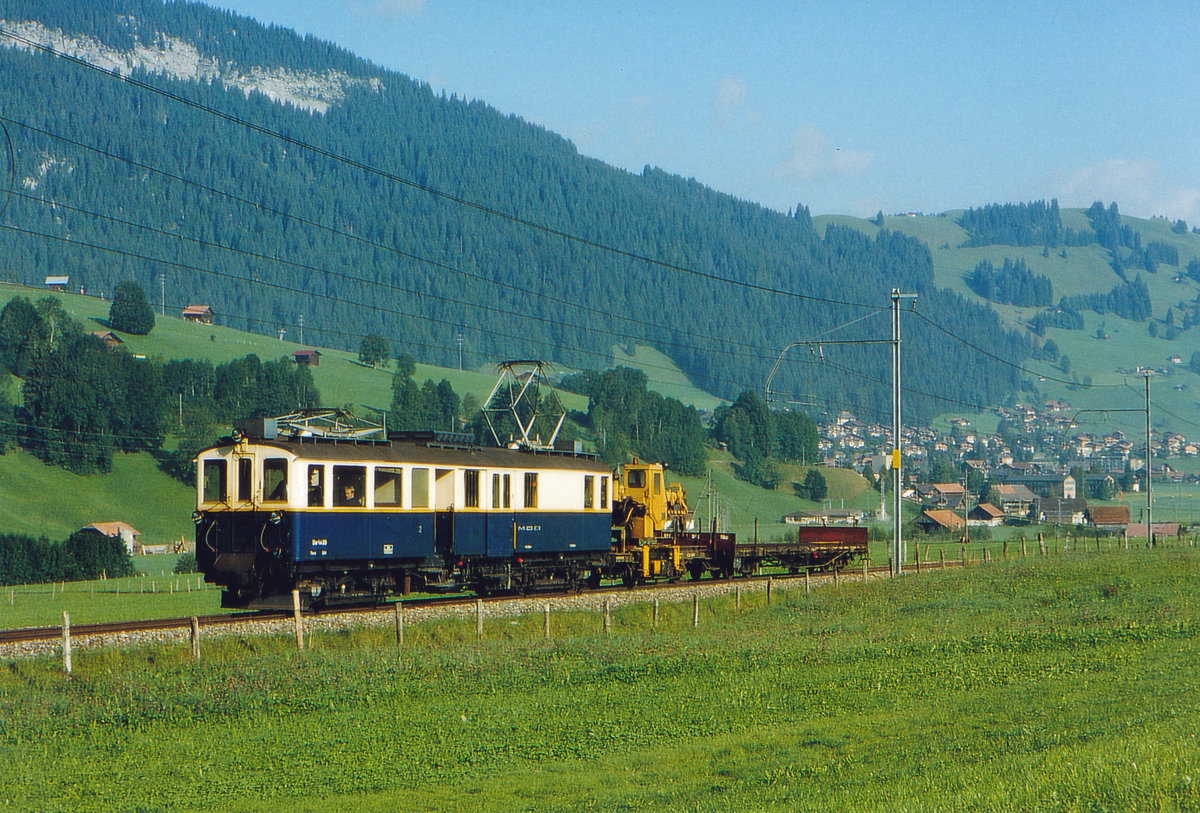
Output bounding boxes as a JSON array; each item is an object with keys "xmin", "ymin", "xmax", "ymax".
[
  {"xmin": 609, "ymin": 459, "xmax": 723, "ymax": 584},
  {"xmin": 608, "ymin": 459, "xmax": 868, "ymax": 586}
]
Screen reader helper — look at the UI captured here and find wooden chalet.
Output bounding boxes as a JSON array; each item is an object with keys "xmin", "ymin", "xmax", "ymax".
[
  {"xmin": 182, "ymin": 304, "xmax": 215, "ymax": 324},
  {"xmin": 988, "ymin": 483, "xmax": 1038, "ymax": 517},
  {"xmin": 914, "ymin": 509, "xmax": 966, "ymax": 534},
  {"xmin": 1087, "ymin": 505, "xmax": 1130, "ymax": 532},
  {"xmin": 292, "ymin": 349, "xmax": 322, "ymax": 366},
  {"xmin": 44, "ymin": 275, "xmax": 69, "ymax": 291},
  {"xmin": 967, "ymin": 503, "xmax": 1005, "ymax": 527},
  {"xmin": 90, "ymin": 330, "xmax": 124, "ymax": 351}
]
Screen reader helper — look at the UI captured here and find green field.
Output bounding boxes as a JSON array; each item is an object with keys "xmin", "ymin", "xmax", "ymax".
[
  {"xmin": 0, "ymin": 447, "xmax": 196, "ymax": 546},
  {"xmin": 2, "ymin": 547, "xmax": 1197, "ymax": 811}
]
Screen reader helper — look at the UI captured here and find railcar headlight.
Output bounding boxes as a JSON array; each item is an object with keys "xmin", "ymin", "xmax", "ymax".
[
  {"xmin": 191, "ymin": 510, "xmax": 203, "ymax": 525},
  {"xmin": 269, "ymin": 510, "xmax": 283, "ymax": 525}
]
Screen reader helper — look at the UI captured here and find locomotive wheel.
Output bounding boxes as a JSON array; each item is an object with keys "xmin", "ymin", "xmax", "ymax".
[
  {"xmin": 586, "ymin": 571, "xmax": 602, "ymax": 590},
  {"xmin": 688, "ymin": 562, "xmax": 705, "ymax": 581}
]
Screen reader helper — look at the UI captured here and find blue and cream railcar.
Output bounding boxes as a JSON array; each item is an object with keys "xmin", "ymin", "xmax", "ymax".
[{"xmin": 193, "ymin": 428, "xmax": 614, "ymax": 606}]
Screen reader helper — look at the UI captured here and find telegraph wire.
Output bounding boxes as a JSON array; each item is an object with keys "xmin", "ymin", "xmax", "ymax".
[
  {"xmin": 0, "ymin": 29, "xmax": 880, "ymax": 310},
  {"xmin": 0, "ymin": 214, "xmax": 792, "ymax": 384},
  {"xmin": 0, "ymin": 223, "xmax": 778, "ymax": 398},
  {"xmin": 909, "ymin": 306, "xmax": 1125, "ymax": 389},
  {"xmin": 0, "ymin": 115, "xmax": 863, "ymax": 360}
]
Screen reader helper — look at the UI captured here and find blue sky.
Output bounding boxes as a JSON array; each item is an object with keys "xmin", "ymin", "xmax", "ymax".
[{"xmin": 220, "ymin": 1, "xmax": 1200, "ymax": 224}]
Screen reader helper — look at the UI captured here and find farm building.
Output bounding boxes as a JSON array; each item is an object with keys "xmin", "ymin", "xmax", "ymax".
[
  {"xmin": 1087, "ymin": 505, "xmax": 1130, "ymax": 532},
  {"xmin": 182, "ymin": 304, "xmax": 215, "ymax": 324},
  {"xmin": 90, "ymin": 330, "xmax": 124, "ymax": 351},
  {"xmin": 967, "ymin": 503, "xmax": 1005, "ymax": 527},
  {"xmin": 914, "ymin": 509, "xmax": 966, "ymax": 534},
  {"xmin": 81, "ymin": 522, "xmax": 142, "ymax": 554},
  {"xmin": 292, "ymin": 349, "xmax": 322, "ymax": 366},
  {"xmin": 782, "ymin": 508, "xmax": 864, "ymax": 525}
]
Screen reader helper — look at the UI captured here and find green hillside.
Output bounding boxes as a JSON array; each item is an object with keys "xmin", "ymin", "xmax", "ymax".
[
  {"xmin": 829, "ymin": 208, "xmax": 1200, "ymax": 440},
  {"xmin": 0, "ymin": 284, "xmax": 731, "ymax": 541},
  {"xmin": 0, "ymin": 0, "xmax": 1028, "ymax": 422},
  {"xmin": 0, "ymin": 446, "xmax": 194, "ymax": 545}
]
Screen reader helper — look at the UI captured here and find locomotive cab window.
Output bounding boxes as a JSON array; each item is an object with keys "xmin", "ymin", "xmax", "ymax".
[
  {"xmin": 237, "ymin": 458, "xmax": 253, "ymax": 502},
  {"xmin": 375, "ymin": 467, "xmax": 403, "ymax": 507},
  {"xmin": 307, "ymin": 465, "xmax": 324, "ymax": 507},
  {"xmin": 263, "ymin": 458, "xmax": 288, "ymax": 503},
  {"xmin": 202, "ymin": 459, "xmax": 227, "ymax": 503},
  {"xmin": 333, "ymin": 466, "xmax": 366, "ymax": 507},
  {"xmin": 653, "ymin": 472, "xmax": 662, "ymax": 496},
  {"xmin": 627, "ymin": 468, "xmax": 645, "ymax": 489}
]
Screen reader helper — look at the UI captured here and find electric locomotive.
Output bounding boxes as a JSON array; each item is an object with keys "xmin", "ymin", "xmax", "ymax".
[{"xmin": 193, "ymin": 411, "xmax": 614, "ymax": 607}]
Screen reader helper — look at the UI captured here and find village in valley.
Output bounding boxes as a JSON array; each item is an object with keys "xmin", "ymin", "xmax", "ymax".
[{"xmin": 811, "ymin": 396, "xmax": 1195, "ymax": 539}]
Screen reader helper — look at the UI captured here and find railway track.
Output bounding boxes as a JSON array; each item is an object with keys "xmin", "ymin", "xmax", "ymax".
[{"xmin": 0, "ymin": 563, "xmax": 926, "ymax": 647}]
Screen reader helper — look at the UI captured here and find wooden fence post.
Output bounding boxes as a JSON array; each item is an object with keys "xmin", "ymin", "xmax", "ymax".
[
  {"xmin": 1021, "ymin": 536, "xmax": 1027, "ymax": 557},
  {"xmin": 735, "ymin": 585, "xmax": 741, "ymax": 611},
  {"xmin": 652, "ymin": 598, "xmax": 659, "ymax": 630},
  {"xmin": 544, "ymin": 604, "xmax": 551, "ymax": 639},
  {"xmin": 940, "ymin": 548, "xmax": 945, "ymax": 569},
  {"xmin": 1038, "ymin": 534, "xmax": 1047, "ymax": 557},
  {"xmin": 603, "ymin": 599, "xmax": 611, "ymax": 634},
  {"xmin": 805, "ymin": 570, "xmax": 810, "ymax": 595},
  {"xmin": 292, "ymin": 589, "xmax": 304, "ymax": 651},
  {"xmin": 394, "ymin": 603, "xmax": 404, "ymax": 651},
  {"xmin": 767, "ymin": 577, "xmax": 773, "ymax": 606},
  {"xmin": 692, "ymin": 594, "xmax": 699, "ymax": 628},
  {"xmin": 190, "ymin": 616, "xmax": 201, "ymax": 661},
  {"xmin": 475, "ymin": 599, "xmax": 484, "ymax": 641},
  {"xmin": 1003, "ymin": 539, "xmax": 1008, "ymax": 560},
  {"xmin": 61, "ymin": 611, "xmax": 72, "ymax": 676}
]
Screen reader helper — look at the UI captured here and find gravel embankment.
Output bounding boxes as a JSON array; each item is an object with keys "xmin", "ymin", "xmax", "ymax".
[{"xmin": 1, "ymin": 570, "xmax": 872, "ymax": 661}]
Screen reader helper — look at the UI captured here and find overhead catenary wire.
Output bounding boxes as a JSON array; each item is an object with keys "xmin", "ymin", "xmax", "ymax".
[
  {"xmin": 0, "ymin": 185, "xmax": 827, "ymax": 369},
  {"xmin": 0, "ymin": 30, "xmax": 879, "ymax": 310}
]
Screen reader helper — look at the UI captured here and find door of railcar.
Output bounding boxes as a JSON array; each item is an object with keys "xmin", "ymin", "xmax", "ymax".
[{"xmin": 433, "ymin": 468, "xmax": 455, "ymax": 559}]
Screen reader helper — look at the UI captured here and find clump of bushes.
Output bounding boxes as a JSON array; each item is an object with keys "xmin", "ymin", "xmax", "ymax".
[{"xmin": 0, "ymin": 530, "xmax": 136, "ymax": 585}]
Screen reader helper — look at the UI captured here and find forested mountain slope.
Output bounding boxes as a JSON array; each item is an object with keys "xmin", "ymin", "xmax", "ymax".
[{"xmin": 0, "ymin": 0, "xmax": 1058, "ymax": 425}]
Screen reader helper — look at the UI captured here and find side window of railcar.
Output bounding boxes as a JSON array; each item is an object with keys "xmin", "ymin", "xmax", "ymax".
[
  {"xmin": 307, "ymin": 465, "xmax": 324, "ymax": 508},
  {"xmin": 464, "ymin": 469, "xmax": 481, "ymax": 508},
  {"xmin": 524, "ymin": 473, "xmax": 538, "ymax": 509},
  {"xmin": 263, "ymin": 459, "xmax": 288, "ymax": 503},
  {"xmin": 375, "ymin": 467, "xmax": 403, "ymax": 507},
  {"xmin": 202, "ymin": 459, "xmax": 227, "ymax": 503},
  {"xmin": 492, "ymin": 473, "xmax": 501, "ymax": 509},
  {"xmin": 237, "ymin": 458, "xmax": 252, "ymax": 502},
  {"xmin": 600, "ymin": 476, "xmax": 608, "ymax": 510},
  {"xmin": 584, "ymin": 475, "xmax": 594, "ymax": 509},
  {"xmin": 411, "ymin": 468, "xmax": 430, "ymax": 509},
  {"xmin": 503, "ymin": 474, "xmax": 512, "ymax": 508},
  {"xmin": 333, "ymin": 466, "xmax": 366, "ymax": 507}
]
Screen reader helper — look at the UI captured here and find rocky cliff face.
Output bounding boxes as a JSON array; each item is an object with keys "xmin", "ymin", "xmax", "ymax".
[{"xmin": 0, "ymin": 17, "xmax": 382, "ymax": 114}]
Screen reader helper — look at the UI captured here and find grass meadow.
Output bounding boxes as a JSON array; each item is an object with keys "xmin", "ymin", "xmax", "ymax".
[{"xmin": 2, "ymin": 546, "xmax": 1198, "ymax": 811}]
